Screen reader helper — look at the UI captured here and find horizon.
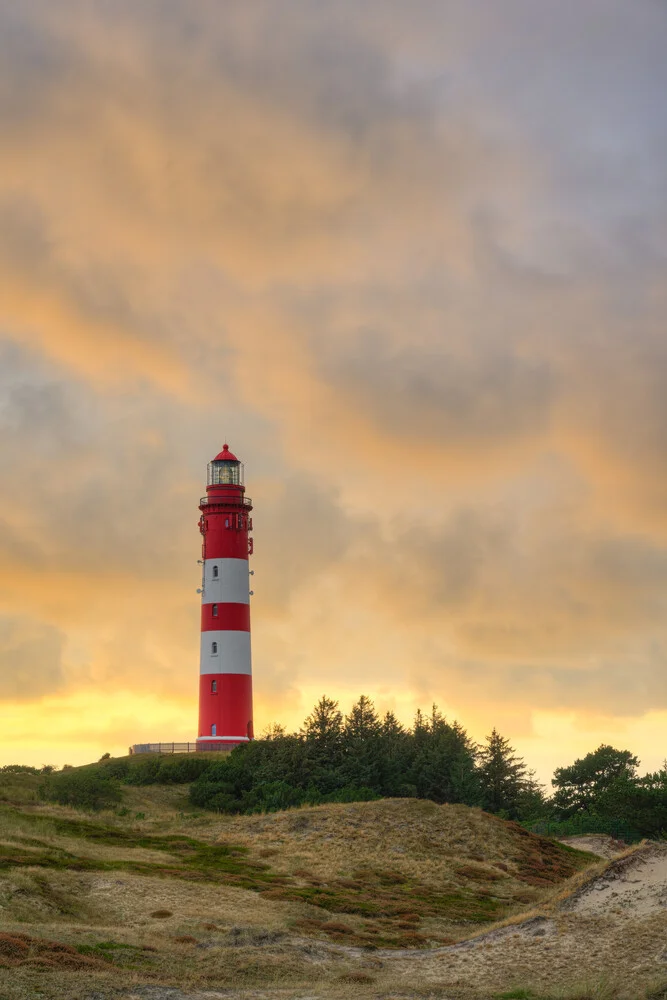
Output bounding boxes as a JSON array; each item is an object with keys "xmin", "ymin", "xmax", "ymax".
[{"xmin": 1, "ymin": 2, "xmax": 666, "ymax": 786}]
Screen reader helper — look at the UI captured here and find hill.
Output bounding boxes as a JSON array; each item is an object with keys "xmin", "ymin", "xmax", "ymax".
[{"xmin": 0, "ymin": 767, "xmax": 665, "ymax": 1000}]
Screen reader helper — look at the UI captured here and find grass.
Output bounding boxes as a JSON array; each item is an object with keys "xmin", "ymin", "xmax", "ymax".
[
  {"xmin": 215, "ymin": 797, "xmax": 597, "ymax": 947},
  {"xmin": 492, "ymin": 984, "xmax": 667, "ymax": 1000},
  {"xmin": 0, "ymin": 763, "xmax": 664, "ymax": 999},
  {"xmin": 0, "ymin": 797, "xmax": 595, "ymax": 950}
]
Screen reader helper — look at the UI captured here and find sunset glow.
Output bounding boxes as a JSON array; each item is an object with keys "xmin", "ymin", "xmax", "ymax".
[{"xmin": 1, "ymin": 2, "xmax": 666, "ymax": 781}]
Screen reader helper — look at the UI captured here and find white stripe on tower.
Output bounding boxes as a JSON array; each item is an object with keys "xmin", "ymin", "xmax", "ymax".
[
  {"xmin": 202, "ymin": 558, "xmax": 249, "ymax": 604},
  {"xmin": 200, "ymin": 631, "xmax": 252, "ymax": 675}
]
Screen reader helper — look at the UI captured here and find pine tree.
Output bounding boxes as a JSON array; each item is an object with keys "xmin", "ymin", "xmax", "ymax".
[
  {"xmin": 380, "ymin": 711, "xmax": 405, "ymax": 739},
  {"xmin": 412, "ymin": 708, "xmax": 429, "ymax": 746},
  {"xmin": 478, "ymin": 729, "xmax": 533, "ymax": 818},
  {"xmin": 301, "ymin": 696, "xmax": 343, "ymax": 748},
  {"xmin": 410, "ymin": 707, "xmax": 480, "ymax": 805},
  {"xmin": 341, "ymin": 696, "xmax": 382, "ymax": 789},
  {"xmin": 261, "ymin": 722, "xmax": 287, "ymax": 740},
  {"xmin": 301, "ymin": 696, "xmax": 345, "ymax": 791},
  {"xmin": 378, "ymin": 711, "xmax": 412, "ymax": 797},
  {"xmin": 344, "ymin": 695, "xmax": 381, "ymax": 741}
]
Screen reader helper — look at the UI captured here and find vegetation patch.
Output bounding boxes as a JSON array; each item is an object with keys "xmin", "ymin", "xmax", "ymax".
[
  {"xmin": 0, "ymin": 807, "xmax": 283, "ymax": 891},
  {"xmin": 0, "ymin": 931, "xmax": 111, "ymax": 971},
  {"xmin": 76, "ymin": 939, "xmax": 158, "ymax": 969}
]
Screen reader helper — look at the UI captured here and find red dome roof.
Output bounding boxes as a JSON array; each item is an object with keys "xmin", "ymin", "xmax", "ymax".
[{"xmin": 213, "ymin": 443, "xmax": 240, "ymax": 462}]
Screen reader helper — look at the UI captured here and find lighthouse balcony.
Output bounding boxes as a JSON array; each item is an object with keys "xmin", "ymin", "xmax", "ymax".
[{"xmin": 200, "ymin": 494, "xmax": 252, "ymax": 510}]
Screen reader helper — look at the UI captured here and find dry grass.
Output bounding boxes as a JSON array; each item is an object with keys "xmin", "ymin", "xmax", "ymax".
[
  {"xmin": 0, "ymin": 778, "xmax": 664, "ymax": 1000},
  {"xmin": 216, "ymin": 798, "xmax": 596, "ymax": 947}
]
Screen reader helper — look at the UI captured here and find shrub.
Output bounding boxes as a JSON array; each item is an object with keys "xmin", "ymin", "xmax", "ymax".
[
  {"xmin": 40, "ymin": 768, "xmax": 122, "ymax": 811},
  {"xmin": 121, "ymin": 754, "xmax": 212, "ymax": 786}
]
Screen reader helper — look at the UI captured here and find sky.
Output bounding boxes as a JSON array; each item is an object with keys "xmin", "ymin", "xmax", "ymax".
[{"xmin": 0, "ymin": 1, "xmax": 666, "ymax": 783}]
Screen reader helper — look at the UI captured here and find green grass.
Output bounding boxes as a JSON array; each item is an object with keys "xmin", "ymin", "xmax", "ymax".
[
  {"xmin": 75, "ymin": 939, "xmax": 158, "ymax": 971},
  {"xmin": 0, "ymin": 809, "xmax": 280, "ymax": 890}
]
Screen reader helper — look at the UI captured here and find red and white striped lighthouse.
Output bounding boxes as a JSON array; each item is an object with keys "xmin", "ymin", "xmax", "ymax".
[{"xmin": 197, "ymin": 444, "xmax": 254, "ymax": 749}]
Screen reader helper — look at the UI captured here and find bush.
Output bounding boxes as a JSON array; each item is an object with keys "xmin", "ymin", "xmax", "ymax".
[
  {"xmin": 40, "ymin": 768, "xmax": 123, "ymax": 811},
  {"xmin": 121, "ymin": 754, "xmax": 213, "ymax": 786},
  {"xmin": 98, "ymin": 758, "xmax": 131, "ymax": 780},
  {"xmin": 526, "ymin": 815, "xmax": 642, "ymax": 843}
]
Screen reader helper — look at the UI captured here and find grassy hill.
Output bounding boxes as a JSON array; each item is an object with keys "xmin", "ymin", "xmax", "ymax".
[{"xmin": 0, "ymin": 763, "xmax": 664, "ymax": 1000}]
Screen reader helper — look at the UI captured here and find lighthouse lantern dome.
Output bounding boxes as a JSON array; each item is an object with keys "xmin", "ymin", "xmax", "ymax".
[{"xmin": 207, "ymin": 443, "xmax": 244, "ymax": 487}]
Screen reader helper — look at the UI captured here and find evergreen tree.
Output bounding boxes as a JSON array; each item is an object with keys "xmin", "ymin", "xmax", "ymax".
[
  {"xmin": 261, "ymin": 722, "xmax": 287, "ymax": 740},
  {"xmin": 302, "ymin": 696, "xmax": 343, "ymax": 745},
  {"xmin": 301, "ymin": 695, "xmax": 345, "ymax": 793},
  {"xmin": 478, "ymin": 729, "xmax": 535, "ymax": 818},
  {"xmin": 341, "ymin": 695, "xmax": 382, "ymax": 789},
  {"xmin": 412, "ymin": 708, "xmax": 429, "ymax": 745},
  {"xmin": 380, "ymin": 710, "xmax": 405, "ymax": 739},
  {"xmin": 410, "ymin": 707, "xmax": 480, "ymax": 805},
  {"xmin": 379, "ymin": 711, "xmax": 413, "ymax": 797},
  {"xmin": 344, "ymin": 695, "xmax": 381, "ymax": 741},
  {"xmin": 594, "ymin": 772, "xmax": 666, "ymax": 840}
]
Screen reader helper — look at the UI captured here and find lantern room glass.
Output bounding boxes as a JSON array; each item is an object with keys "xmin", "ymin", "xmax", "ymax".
[{"xmin": 207, "ymin": 459, "xmax": 243, "ymax": 486}]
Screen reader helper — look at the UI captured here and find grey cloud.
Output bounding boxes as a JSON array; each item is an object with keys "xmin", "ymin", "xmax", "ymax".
[
  {"xmin": 0, "ymin": 345, "xmax": 194, "ymax": 577},
  {"xmin": 434, "ymin": 650, "xmax": 667, "ymax": 723},
  {"xmin": 0, "ymin": 0, "xmax": 666, "ymax": 733},
  {"xmin": 253, "ymin": 475, "xmax": 362, "ymax": 613},
  {"xmin": 0, "ymin": 614, "xmax": 66, "ymax": 699},
  {"xmin": 321, "ymin": 334, "xmax": 555, "ymax": 448},
  {"xmin": 366, "ymin": 504, "xmax": 667, "ymax": 715}
]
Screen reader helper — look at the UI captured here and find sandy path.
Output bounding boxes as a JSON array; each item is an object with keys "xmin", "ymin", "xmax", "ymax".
[{"xmin": 563, "ymin": 843, "xmax": 667, "ymax": 917}]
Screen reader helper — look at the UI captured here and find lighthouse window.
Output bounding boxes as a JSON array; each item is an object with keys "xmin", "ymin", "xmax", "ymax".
[
  {"xmin": 208, "ymin": 460, "xmax": 241, "ymax": 487},
  {"xmin": 211, "ymin": 723, "xmax": 217, "ymax": 736},
  {"xmin": 211, "ymin": 679, "xmax": 217, "ymax": 693},
  {"xmin": 212, "ymin": 566, "xmax": 219, "ymax": 579},
  {"xmin": 225, "ymin": 518, "xmax": 230, "ymax": 528},
  {"xmin": 211, "ymin": 641, "xmax": 218, "ymax": 654},
  {"xmin": 212, "ymin": 604, "xmax": 218, "ymax": 617}
]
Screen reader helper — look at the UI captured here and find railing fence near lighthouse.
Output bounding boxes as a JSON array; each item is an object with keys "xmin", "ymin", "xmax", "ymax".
[{"xmin": 129, "ymin": 742, "xmax": 242, "ymax": 755}]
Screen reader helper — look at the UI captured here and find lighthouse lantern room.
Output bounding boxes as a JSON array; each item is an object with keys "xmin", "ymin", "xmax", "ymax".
[{"xmin": 197, "ymin": 444, "xmax": 254, "ymax": 748}]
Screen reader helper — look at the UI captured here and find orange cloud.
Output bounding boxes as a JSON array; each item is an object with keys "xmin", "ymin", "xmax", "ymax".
[{"xmin": 0, "ymin": 1, "xmax": 666, "ymax": 775}]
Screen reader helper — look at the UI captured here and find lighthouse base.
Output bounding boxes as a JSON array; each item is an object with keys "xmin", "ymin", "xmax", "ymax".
[
  {"xmin": 198, "ymin": 673, "xmax": 254, "ymax": 743},
  {"xmin": 196, "ymin": 739, "xmax": 249, "ymax": 751}
]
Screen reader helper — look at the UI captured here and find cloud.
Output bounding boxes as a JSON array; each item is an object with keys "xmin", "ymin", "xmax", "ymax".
[
  {"xmin": 0, "ymin": 1, "xmax": 666, "ymax": 767},
  {"xmin": 0, "ymin": 615, "xmax": 66, "ymax": 700}
]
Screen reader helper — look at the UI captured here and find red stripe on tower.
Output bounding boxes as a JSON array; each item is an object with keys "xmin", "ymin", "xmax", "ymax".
[{"xmin": 197, "ymin": 444, "xmax": 254, "ymax": 748}]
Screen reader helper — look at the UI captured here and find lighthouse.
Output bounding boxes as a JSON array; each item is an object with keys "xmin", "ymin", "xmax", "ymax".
[{"xmin": 197, "ymin": 444, "xmax": 254, "ymax": 749}]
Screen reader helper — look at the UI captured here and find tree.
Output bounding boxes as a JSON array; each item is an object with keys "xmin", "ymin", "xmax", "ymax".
[
  {"xmin": 300, "ymin": 696, "xmax": 345, "ymax": 793},
  {"xmin": 380, "ymin": 711, "xmax": 405, "ymax": 740},
  {"xmin": 261, "ymin": 722, "xmax": 287, "ymax": 740},
  {"xmin": 301, "ymin": 696, "xmax": 343, "ymax": 750},
  {"xmin": 410, "ymin": 708, "xmax": 480, "ymax": 805},
  {"xmin": 552, "ymin": 745, "xmax": 639, "ymax": 817},
  {"xmin": 478, "ymin": 729, "xmax": 538, "ymax": 819},
  {"xmin": 344, "ymin": 695, "xmax": 381, "ymax": 741},
  {"xmin": 341, "ymin": 696, "xmax": 382, "ymax": 788}
]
